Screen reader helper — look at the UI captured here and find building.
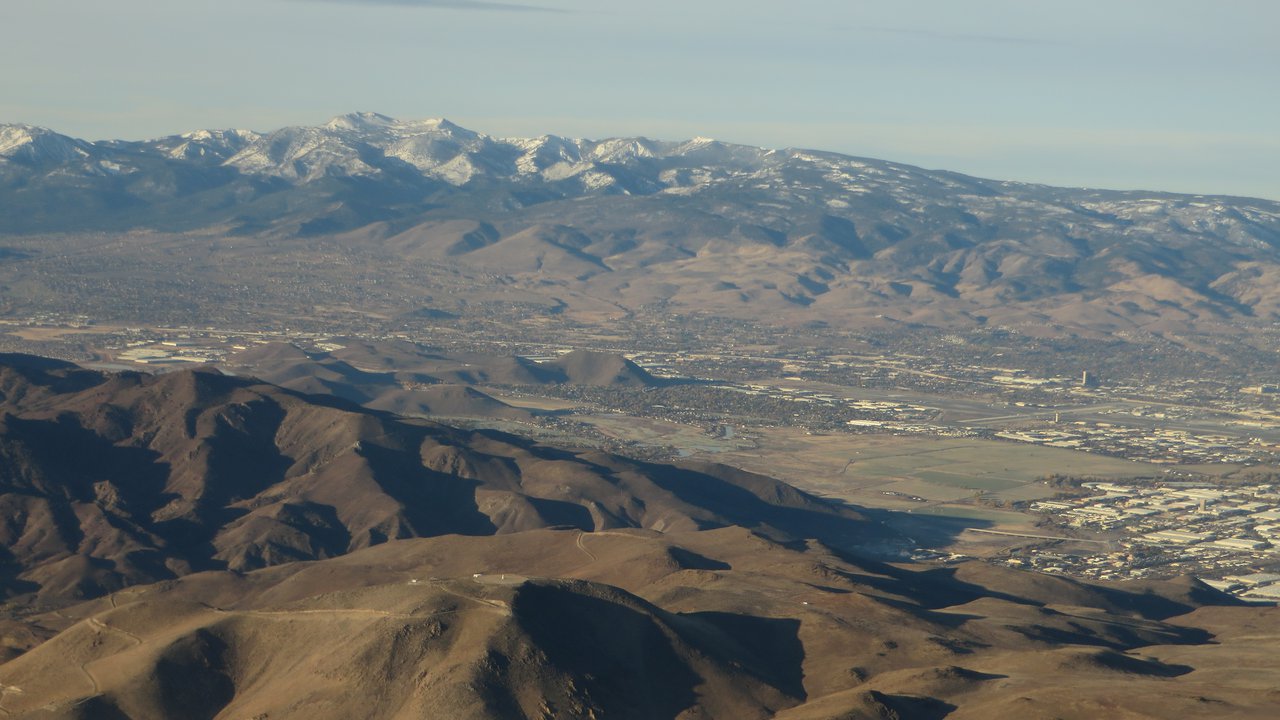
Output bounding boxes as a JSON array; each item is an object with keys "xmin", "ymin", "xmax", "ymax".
[
  {"xmin": 1141, "ymin": 530, "xmax": 1213, "ymax": 545},
  {"xmin": 1223, "ymin": 573, "xmax": 1280, "ymax": 587},
  {"xmin": 1210, "ymin": 538, "xmax": 1270, "ymax": 551}
]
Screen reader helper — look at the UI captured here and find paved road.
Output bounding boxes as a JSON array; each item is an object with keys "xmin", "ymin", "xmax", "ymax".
[{"xmin": 962, "ymin": 527, "xmax": 1110, "ymax": 545}]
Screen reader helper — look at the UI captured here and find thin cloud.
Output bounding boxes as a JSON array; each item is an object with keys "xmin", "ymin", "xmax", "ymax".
[
  {"xmin": 857, "ymin": 25, "xmax": 1062, "ymax": 46},
  {"xmin": 290, "ymin": 0, "xmax": 564, "ymax": 12}
]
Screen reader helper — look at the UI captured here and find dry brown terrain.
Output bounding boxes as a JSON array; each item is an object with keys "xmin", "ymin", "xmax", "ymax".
[
  {"xmin": 0, "ymin": 354, "xmax": 872, "ymax": 611},
  {"xmin": 7, "ymin": 117, "xmax": 1280, "ymax": 719},
  {"xmin": 225, "ymin": 342, "xmax": 659, "ymax": 422},
  {"xmin": 1, "ymin": 355, "xmax": 1278, "ymax": 719},
  {"xmin": 2, "ymin": 529, "xmax": 1277, "ymax": 719}
]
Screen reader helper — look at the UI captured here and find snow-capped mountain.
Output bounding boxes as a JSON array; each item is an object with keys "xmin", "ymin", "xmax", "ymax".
[
  {"xmin": 0, "ymin": 124, "xmax": 94, "ymax": 165},
  {"xmin": 214, "ymin": 111, "xmax": 700, "ymax": 190},
  {"xmin": 3, "ymin": 113, "xmax": 1280, "ymax": 335},
  {"xmin": 2, "ymin": 112, "xmax": 1278, "ymax": 248},
  {"xmin": 153, "ymin": 128, "xmax": 261, "ymax": 163}
]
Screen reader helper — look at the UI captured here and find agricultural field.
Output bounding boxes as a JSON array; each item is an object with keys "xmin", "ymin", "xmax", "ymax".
[{"xmin": 705, "ymin": 428, "xmax": 1164, "ymax": 509}]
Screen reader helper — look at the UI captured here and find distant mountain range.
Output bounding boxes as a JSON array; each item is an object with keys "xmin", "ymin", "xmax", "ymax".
[{"xmin": 4, "ymin": 113, "xmax": 1280, "ymax": 335}]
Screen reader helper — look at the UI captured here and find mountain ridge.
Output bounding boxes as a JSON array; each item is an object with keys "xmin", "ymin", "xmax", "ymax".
[
  {"xmin": 5, "ymin": 113, "xmax": 1277, "ymax": 203},
  {"xmin": 4, "ymin": 114, "xmax": 1280, "ymax": 337},
  {"xmin": 3, "ymin": 523, "xmax": 1273, "ymax": 719},
  {"xmin": 0, "ymin": 354, "xmax": 879, "ymax": 610},
  {"xmin": 2, "ymin": 351, "xmax": 1278, "ymax": 718}
]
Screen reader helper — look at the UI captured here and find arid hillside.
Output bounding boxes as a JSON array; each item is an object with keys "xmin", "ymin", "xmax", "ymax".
[
  {"xmin": 1, "ymin": 355, "xmax": 1278, "ymax": 718},
  {"xmin": 0, "ymin": 354, "xmax": 874, "ymax": 610},
  {"xmin": 2, "ymin": 527, "xmax": 1276, "ymax": 719}
]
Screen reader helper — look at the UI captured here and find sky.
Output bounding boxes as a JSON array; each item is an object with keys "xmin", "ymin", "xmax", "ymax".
[{"xmin": 2, "ymin": 0, "xmax": 1277, "ymax": 200}]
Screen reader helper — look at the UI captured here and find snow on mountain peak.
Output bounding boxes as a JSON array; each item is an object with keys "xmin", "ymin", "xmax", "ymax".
[
  {"xmin": 0, "ymin": 124, "xmax": 39, "ymax": 155},
  {"xmin": 180, "ymin": 128, "xmax": 257, "ymax": 141},
  {"xmin": 162, "ymin": 128, "xmax": 261, "ymax": 161},
  {"xmin": 415, "ymin": 117, "xmax": 462, "ymax": 132},
  {"xmin": 0, "ymin": 115, "xmax": 981, "ymax": 199},
  {"xmin": 324, "ymin": 111, "xmax": 398, "ymax": 132},
  {"xmin": 508, "ymin": 134, "xmax": 585, "ymax": 177},
  {"xmin": 590, "ymin": 138, "xmax": 657, "ymax": 163},
  {"xmin": 321, "ymin": 114, "xmax": 473, "ymax": 141},
  {"xmin": 0, "ymin": 124, "xmax": 90, "ymax": 163},
  {"xmin": 3, "ymin": 112, "xmax": 1279, "ymax": 271}
]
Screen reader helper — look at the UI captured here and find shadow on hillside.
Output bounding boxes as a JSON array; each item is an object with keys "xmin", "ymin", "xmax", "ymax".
[
  {"xmin": 513, "ymin": 581, "xmax": 808, "ymax": 712},
  {"xmin": 644, "ymin": 456, "xmax": 995, "ymax": 555},
  {"xmin": 857, "ymin": 506, "xmax": 996, "ymax": 551},
  {"xmin": 511, "ymin": 583, "xmax": 704, "ymax": 716},
  {"xmin": 678, "ymin": 611, "xmax": 807, "ymax": 699}
]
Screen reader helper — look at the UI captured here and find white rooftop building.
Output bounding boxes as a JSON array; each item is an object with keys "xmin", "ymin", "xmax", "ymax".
[
  {"xmin": 1142, "ymin": 530, "xmax": 1213, "ymax": 545},
  {"xmin": 1210, "ymin": 538, "xmax": 1270, "ymax": 551},
  {"xmin": 1224, "ymin": 573, "xmax": 1280, "ymax": 587}
]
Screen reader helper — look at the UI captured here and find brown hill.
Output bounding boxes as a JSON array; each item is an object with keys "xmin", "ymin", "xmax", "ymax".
[
  {"xmin": 227, "ymin": 342, "xmax": 533, "ymax": 419},
  {"xmin": 324, "ymin": 337, "xmax": 453, "ymax": 372},
  {"xmin": 1, "ymin": 528, "xmax": 1270, "ymax": 719},
  {"xmin": 365, "ymin": 384, "xmax": 534, "ymax": 421},
  {"xmin": 231, "ymin": 341, "xmax": 661, "ymax": 393},
  {"xmin": 453, "ymin": 224, "xmax": 612, "ymax": 279},
  {"xmin": 226, "ymin": 342, "xmax": 393, "ymax": 402},
  {"xmin": 419, "ymin": 351, "xmax": 660, "ymax": 388},
  {"xmin": 2, "ymin": 354, "xmax": 1275, "ymax": 719},
  {"xmin": 349, "ymin": 344, "xmax": 660, "ymax": 389},
  {"xmin": 0, "ymin": 576, "xmax": 793, "ymax": 719},
  {"xmin": 224, "ymin": 341, "xmax": 314, "ymax": 367},
  {"xmin": 0, "ymin": 355, "xmax": 876, "ymax": 610},
  {"xmin": 414, "ymin": 354, "xmax": 563, "ymax": 386},
  {"xmin": 542, "ymin": 349, "xmax": 660, "ymax": 387}
]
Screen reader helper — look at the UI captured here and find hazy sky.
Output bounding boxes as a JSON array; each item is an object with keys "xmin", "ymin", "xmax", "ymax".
[{"xmin": 2, "ymin": 0, "xmax": 1276, "ymax": 199}]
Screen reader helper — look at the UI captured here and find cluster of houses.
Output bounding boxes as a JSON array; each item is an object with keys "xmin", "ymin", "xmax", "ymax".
[{"xmin": 1025, "ymin": 481, "xmax": 1280, "ymax": 594}]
